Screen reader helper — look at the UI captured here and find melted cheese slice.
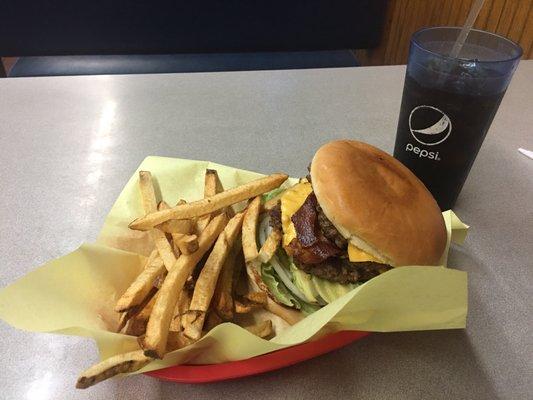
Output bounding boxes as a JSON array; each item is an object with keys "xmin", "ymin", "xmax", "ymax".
[
  {"xmin": 347, "ymin": 243, "xmax": 382, "ymax": 263},
  {"xmin": 280, "ymin": 182, "xmax": 380, "ymax": 263},
  {"xmin": 280, "ymin": 182, "xmax": 312, "ymax": 247}
]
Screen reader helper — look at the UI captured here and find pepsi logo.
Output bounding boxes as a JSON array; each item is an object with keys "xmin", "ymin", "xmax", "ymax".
[{"xmin": 409, "ymin": 105, "xmax": 452, "ymax": 146}]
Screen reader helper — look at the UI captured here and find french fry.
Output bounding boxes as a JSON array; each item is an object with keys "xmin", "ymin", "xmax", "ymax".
[
  {"xmin": 206, "ymin": 169, "xmax": 236, "ymax": 217},
  {"xmin": 152, "ymin": 231, "xmax": 177, "ymax": 272},
  {"xmin": 242, "ymin": 197, "xmax": 260, "ymax": 262},
  {"xmin": 129, "ymin": 173, "xmax": 288, "ymax": 230},
  {"xmin": 166, "ymin": 331, "xmax": 197, "ymax": 352},
  {"xmin": 242, "ymin": 197, "xmax": 269, "ymax": 293},
  {"xmin": 172, "ymin": 241, "xmax": 181, "ymax": 258},
  {"xmin": 257, "ymin": 229, "xmax": 282, "ymax": 263},
  {"xmin": 138, "ymin": 171, "xmax": 176, "ymax": 271},
  {"xmin": 125, "ymin": 292, "xmax": 159, "ymax": 336},
  {"xmin": 234, "ymin": 300, "xmax": 254, "ymax": 314},
  {"xmin": 173, "ymin": 233, "xmax": 199, "ymax": 255},
  {"xmin": 244, "ymin": 291, "xmax": 268, "ymax": 304},
  {"xmin": 204, "ymin": 169, "xmax": 218, "ymax": 198},
  {"xmin": 169, "ymin": 288, "xmax": 191, "ymax": 332},
  {"xmin": 241, "ymin": 199, "xmax": 303, "ymax": 325},
  {"xmin": 157, "ymin": 219, "xmax": 192, "ymax": 234},
  {"xmin": 138, "ymin": 171, "xmax": 158, "ymax": 213},
  {"xmin": 115, "ymin": 249, "xmax": 158, "ymax": 312},
  {"xmin": 212, "ymin": 241, "xmax": 240, "ymax": 321},
  {"xmin": 158, "ymin": 201, "xmax": 180, "ymax": 255},
  {"xmin": 194, "ymin": 169, "xmax": 219, "ymax": 234},
  {"xmin": 182, "ymin": 212, "xmax": 245, "ymax": 340},
  {"xmin": 234, "ymin": 292, "xmax": 267, "ymax": 314},
  {"xmin": 115, "ymin": 254, "xmax": 164, "ymax": 312},
  {"xmin": 194, "ymin": 216, "xmax": 211, "ymax": 236},
  {"xmin": 117, "ymin": 286, "xmax": 158, "ymax": 332},
  {"xmin": 125, "ymin": 316, "xmax": 149, "ymax": 337},
  {"xmin": 266, "ymin": 297, "xmax": 303, "ymax": 325},
  {"xmin": 142, "ymin": 213, "xmax": 228, "ymax": 359},
  {"xmin": 158, "ymin": 200, "xmax": 197, "ymax": 258},
  {"xmin": 156, "ymin": 200, "xmax": 192, "ymax": 235},
  {"xmin": 76, "ymin": 350, "xmax": 151, "ymax": 389},
  {"xmin": 240, "ymin": 197, "xmax": 274, "ymax": 318},
  {"xmin": 117, "ymin": 312, "xmax": 129, "ymax": 333},
  {"xmin": 245, "ymin": 320, "xmax": 273, "ymax": 338}
]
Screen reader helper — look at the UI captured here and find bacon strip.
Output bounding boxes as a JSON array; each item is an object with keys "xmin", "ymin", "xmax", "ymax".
[
  {"xmin": 291, "ymin": 192, "xmax": 318, "ymax": 246},
  {"xmin": 289, "ymin": 193, "xmax": 342, "ymax": 264}
]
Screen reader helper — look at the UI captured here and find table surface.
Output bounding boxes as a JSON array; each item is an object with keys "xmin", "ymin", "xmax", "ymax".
[{"xmin": 0, "ymin": 61, "xmax": 532, "ymax": 400}]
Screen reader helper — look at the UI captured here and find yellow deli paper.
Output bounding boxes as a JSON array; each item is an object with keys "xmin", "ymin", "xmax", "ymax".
[{"xmin": 0, "ymin": 156, "xmax": 468, "ymax": 373}]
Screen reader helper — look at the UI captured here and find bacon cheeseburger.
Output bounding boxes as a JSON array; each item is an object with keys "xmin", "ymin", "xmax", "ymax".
[{"xmin": 258, "ymin": 140, "xmax": 447, "ymax": 313}]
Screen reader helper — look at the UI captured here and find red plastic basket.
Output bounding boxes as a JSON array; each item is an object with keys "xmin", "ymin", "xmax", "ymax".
[{"xmin": 145, "ymin": 330, "xmax": 369, "ymax": 383}]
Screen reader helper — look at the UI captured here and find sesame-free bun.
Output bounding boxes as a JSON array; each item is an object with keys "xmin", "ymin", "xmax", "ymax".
[{"xmin": 310, "ymin": 140, "xmax": 446, "ymax": 266}]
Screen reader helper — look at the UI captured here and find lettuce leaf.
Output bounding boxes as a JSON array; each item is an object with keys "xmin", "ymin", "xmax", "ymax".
[
  {"xmin": 262, "ymin": 187, "xmax": 286, "ymax": 203},
  {"xmin": 261, "ymin": 263, "xmax": 320, "ymax": 315},
  {"xmin": 298, "ymin": 299, "xmax": 321, "ymax": 314},
  {"xmin": 261, "ymin": 263, "xmax": 298, "ymax": 308}
]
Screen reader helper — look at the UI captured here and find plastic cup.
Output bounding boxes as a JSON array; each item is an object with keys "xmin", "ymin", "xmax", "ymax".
[{"xmin": 393, "ymin": 27, "xmax": 522, "ymax": 210}]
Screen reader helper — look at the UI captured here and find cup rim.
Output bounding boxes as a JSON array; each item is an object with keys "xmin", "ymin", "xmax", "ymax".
[{"xmin": 411, "ymin": 26, "xmax": 523, "ymax": 64}]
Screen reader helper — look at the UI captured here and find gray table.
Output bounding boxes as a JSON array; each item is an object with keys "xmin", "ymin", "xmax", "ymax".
[{"xmin": 1, "ymin": 62, "xmax": 532, "ymax": 400}]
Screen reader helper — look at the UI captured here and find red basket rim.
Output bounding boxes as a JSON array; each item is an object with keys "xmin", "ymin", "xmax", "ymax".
[{"xmin": 145, "ymin": 330, "xmax": 369, "ymax": 383}]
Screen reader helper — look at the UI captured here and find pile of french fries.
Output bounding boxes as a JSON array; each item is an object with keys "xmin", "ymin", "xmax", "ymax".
[{"xmin": 76, "ymin": 169, "xmax": 303, "ymax": 389}]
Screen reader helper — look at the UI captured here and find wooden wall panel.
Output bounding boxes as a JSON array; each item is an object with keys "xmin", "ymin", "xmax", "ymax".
[{"xmin": 355, "ymin": 0, "xmax": 532, "ymax": 66}]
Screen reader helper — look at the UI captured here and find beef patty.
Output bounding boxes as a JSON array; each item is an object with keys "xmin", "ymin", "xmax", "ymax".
[{"xmin": 294, "ymin": 258, "xmax": 391, "ymax": 284}]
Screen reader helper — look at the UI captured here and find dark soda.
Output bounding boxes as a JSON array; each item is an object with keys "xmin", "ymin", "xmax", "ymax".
[
  {"xmin": 393, "ymin": 27, "xmax": 521, "ymax": 210},
  {"xmin": 394, "ymin": 73, "xmax": 505, "ymax": 210}
]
